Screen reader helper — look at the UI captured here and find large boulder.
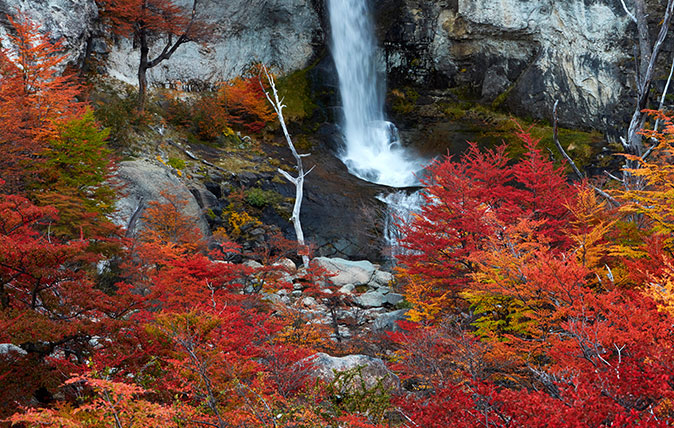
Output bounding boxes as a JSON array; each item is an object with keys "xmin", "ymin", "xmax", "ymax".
[
  {"xmin": 312, "ymin": 257, "xmax": 377, "ymax": 286},
  {"xmin": 112, "ymin": 160, "xmax": 209, "ymax": 238},
  {"xmin": 308, "ymin": 352, "xmax": 399, "ymax": 392}
]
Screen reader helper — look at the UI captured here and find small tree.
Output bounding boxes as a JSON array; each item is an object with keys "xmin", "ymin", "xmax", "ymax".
[
  {"xmin": 96, "ymin": 0, "xmax": 210, "ymax": 113},
  {"xmin": 0, "ymin": 14, "xmax": 85, "ymax": 191}
]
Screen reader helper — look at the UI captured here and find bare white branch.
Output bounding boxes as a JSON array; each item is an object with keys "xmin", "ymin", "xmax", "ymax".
[
  {"xmin": 552, "ymin": 100, "xmax": 584, "ymax": 180},
  {"xmin": 620, "ymin": 0, "xmax": 638, "ymax": 23},
  {"xmin": 261, "ymin": 65, "xmax": 311, "ymax": 267}
]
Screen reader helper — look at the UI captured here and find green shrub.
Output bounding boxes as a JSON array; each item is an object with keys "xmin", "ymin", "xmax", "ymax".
[
  {"xmin": 244, "ymin": 187, "xmax": 281, "ymax": 208},
  {"xmin": 92, "ymin": 85, "xmax": 141, "ymax": 148},
  {"xmin": 167, "ymin": 157, "xmax": 186, "ymax": 170},
  {"xmin": 322, "ymin": 366, "xmax": 393, "ymax": 424}
]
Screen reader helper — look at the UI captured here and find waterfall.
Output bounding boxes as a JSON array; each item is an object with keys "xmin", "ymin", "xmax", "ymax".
[
  {"xmin": 377, "ymin": 190, "xmax": 424, "ymax": 258},
  {"xmin": 328, "ymin": 0, "xmax": 424, "ymax": 188},
  {"xmin": 328, "ymin": 0, "xmax": 428, "ymax": 260}
]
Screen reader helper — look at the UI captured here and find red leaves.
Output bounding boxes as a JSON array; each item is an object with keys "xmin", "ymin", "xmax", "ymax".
[
  {"xmin": 398, "ymin": 131, "xmax": 575, "ymax": 321},
  {"xmin": 97, "ymin": 0, "xmax": 195, "ymax": 38}
]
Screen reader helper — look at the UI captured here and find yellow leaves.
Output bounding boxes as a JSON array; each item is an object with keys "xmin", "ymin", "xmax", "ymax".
[
  {"xmin": 227, "ymin": 210, "xmax": 261, "ymax": 238},
  {"xmin": 645, "ymin": 259, "xmax": 674, "ymax": 316},
  {"xmin": 396, "ymin": 269, "xmax": 448, "ymax": 322},
  {"xmin": 564, "ymin": 186, "xmax": 615, "ymax": 273},
  {"xmin": 614, "ymin": 116, "xmax": 674, "ymax": 250}
]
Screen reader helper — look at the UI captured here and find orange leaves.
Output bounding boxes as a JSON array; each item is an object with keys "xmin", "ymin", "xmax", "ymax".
[
  {"xmin": 564, "ymin": 185, "xmax": 615, "ymax": 273},
  {"xmin": 0, "ymin": 14, "xmax": 84, "ymax": 191},
  {"xmin": 9, "ymin": 373, "xmax": 183, "ymax": 428},
  {"xmin": 138, "ymin": 190, "xmax": 205, "ymax": 254},
  {"xmin": 219, "ymin": 72, "xmax": 276, "ymax": 134},
  {"xmin": 188, "ymin": 71, "xmax": 277, "ymax": 139},
  {"xmin": 646, "ymin": 258, "xmax": 674, "ymax": 315}
]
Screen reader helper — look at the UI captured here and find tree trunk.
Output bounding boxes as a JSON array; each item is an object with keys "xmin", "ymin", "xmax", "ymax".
[
  {"xmin": 138, "ymin": 28, "xmax": 149, "ymax": 114},
  {"xmin": 622, "ymin": 0, "xmax": 674, "ymax": 190}
]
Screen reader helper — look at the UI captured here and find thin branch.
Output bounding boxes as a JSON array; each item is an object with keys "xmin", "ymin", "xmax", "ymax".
[
  {"xmin": 626, "ymin": 0, "xmax": 674, "ymax": 156},
  {"xmin": 603, "ymin": 171, "xmax": 623, "ymax": 183},
  {"xmin": 620, "ymin": 0, "xmax": 638, "ymax": 23},
  {"xmin": 302, "ymin": 164, "xmax": 316, "ymax": 178},
  {"xmin": 642, "ymin": 143, "xmax": 657, "ymax": 161},
  {"xmin": 653, "ymin": 54, "xmax": 674, "ymax": 134},
  {"xmin": 147, "ymin": 0, "xmax": 199, "ymax": 67},
  {"xmin": 277, "ymin": 168, "xmax": 296, "ymax": 184},
  {"xmin": 552, "ymin": 100, "xmax": 584, "ymax": 180},
  {"xmin": 591, "ymin": 185, "xmax": 620, "ymax": 207}
]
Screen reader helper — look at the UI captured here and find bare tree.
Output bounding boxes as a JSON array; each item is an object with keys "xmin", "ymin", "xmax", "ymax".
[
  {"xmin": 260, "ymin": 65, "xmax": 313, "ymax": 267},
  {"xmin": 555, "ymin": 0, "xmax": 674, "ymax": 194},
  {"xmin": 620, "ymin": 0, "xmax": 674, "ymax": 189}
]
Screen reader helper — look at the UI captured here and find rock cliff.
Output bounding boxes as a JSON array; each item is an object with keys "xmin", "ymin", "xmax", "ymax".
[
  {"xmin": 1, "ymin": 0, "xmax": 664, "ymax": 130},
  {"xmin": 105, "ymin": 0, "xmax": 323, "ymax": 86},
  {"xmin": 377, "ymin": 0, "xmax": 639, "ymax": 130},
  {"xmin": 0, "ymin": 0, "xmax": 323, "ymax": 85}
]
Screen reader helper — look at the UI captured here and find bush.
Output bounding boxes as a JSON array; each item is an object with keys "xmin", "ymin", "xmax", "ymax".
[
  {"xmin": 92, "ymin": 84, "xmax": 141, "ymax": 148},
  {"xmin": 244, "ymin": 187, "xmax": 281, "ymax": 208},
  {"xmin": 167, "ymin": 157, "xmax": 186, "ymax": 170}
]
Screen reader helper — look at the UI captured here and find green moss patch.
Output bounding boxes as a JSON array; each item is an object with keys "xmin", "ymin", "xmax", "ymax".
[
  {"xmin": 441, "ymin": 103, "xmax": 603, "ymax": 171},
  {"xmin": 276, "ymin": 67, "xmax": 317, "ymax": 123}
]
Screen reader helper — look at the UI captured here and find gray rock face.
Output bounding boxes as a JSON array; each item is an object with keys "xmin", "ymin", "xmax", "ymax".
[
  {"xmin": 105, "ymin": 0, "xmax": 323, "ymax": 86},
  {"xmin": 372, "ymin": 309, "xmax": 408, "ymax": 332},
  {"xmin": 1, "ymin": 0, "xmax": 321, "ymax": 85},
  {"xmin": 113, "ymin": 160, "xmax": 209, "ymax": 238},
  {"xmin": 308, "ymin": 352, "xmax": 399, "ymax": 392},
  {"xmin": 0, "ymin": 0, "xmax": 98, "ymax": 67},
  {"xmin": 0, "ymin": 0, "xmax": 653, "ymax": 130},
  {"xmin": 378, "ymin": 0, "xmax": 635, "ymax": 129}
]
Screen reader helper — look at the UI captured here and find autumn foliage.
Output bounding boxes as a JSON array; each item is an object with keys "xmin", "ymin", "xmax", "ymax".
[
  {"xmin": 5, "ymin": 10, "xmax": 674, "ymax": 428},
  {"xmin": 0, "ymin": 15, "xmax": 84, "ymax": 191},
  {"xmin": 168, "ymin": 69, "xmax": 277, "ymax": 140},
  {"xmin": 390, "ymin": 123, "xmax": 674, "ymax": 426}
]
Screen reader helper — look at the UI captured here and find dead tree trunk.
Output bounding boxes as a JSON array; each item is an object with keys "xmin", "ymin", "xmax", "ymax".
[
  {"xmin": 260, "ymin": 65, "xmax": 313, "ymax": 267},
  {"xmin": 621, "ymin": 0, "xmax": 674, "ymax": 189}
]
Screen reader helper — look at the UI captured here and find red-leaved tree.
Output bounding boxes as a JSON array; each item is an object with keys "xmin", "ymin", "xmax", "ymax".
[{"xmin": 96, "ymin": 0, "xmax": 211, "ymax": 112}]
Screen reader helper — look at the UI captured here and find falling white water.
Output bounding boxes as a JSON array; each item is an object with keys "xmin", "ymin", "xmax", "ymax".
[
  {"xmin": 377, "ymin": 190, "xmax": 424, "ymax": 258},
  {"xmin": 328, "ymin": 0, "xmax": 425, "ymax": 187}
]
